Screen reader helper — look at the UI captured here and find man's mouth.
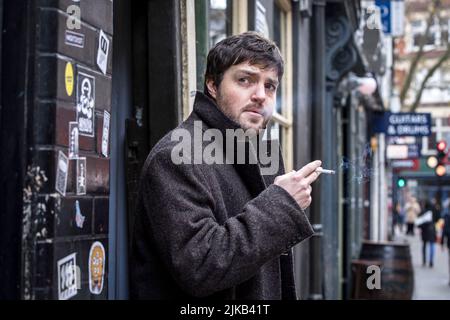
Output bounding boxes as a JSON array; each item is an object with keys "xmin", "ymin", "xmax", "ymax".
[{"xmin": 244, "ymin": 108, "xmax": 264, "ymax": 117}]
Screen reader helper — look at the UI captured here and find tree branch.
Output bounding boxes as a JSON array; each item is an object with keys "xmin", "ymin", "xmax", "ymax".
[
  {"xmin": 399, "ymin": 0, "xmax": 439, "ymax": 105},
  {"xmin": 408, "ymin": 48, "xmax": 450, "ymax": 112}
]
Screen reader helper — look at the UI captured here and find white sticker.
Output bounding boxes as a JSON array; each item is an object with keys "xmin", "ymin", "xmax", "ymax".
[
  {"xmin": 74, "ymin": 200, "xmax": 85, "ymax": 228},
  {"xmin": 69, "ymin": 122, "xmax": 79, "ymax": 159},
  {"xmin": 65, "ymin": 30, "xmax": 85, "ymax": 48},
  {"xmin": 57, "ymin": 253, "xmax": 78, "ymax": 300},
  {"xmin": 101, "ymin": 110, "xmax": 110, "ymax": 157},
  {"xmin": 76, "ymin": 72, "xmax": 95, "ymax": 137},
  {"xmin": 55, "ymin": 151, "xmax": 69, "ymax": 196},
  {"xmin": 76, "ymin": 157, "xmax": 86, "ymax": 195},
  {"xmin": 89, "ymin": 242, "xmax": 106, "ymax": 295},
  {"xmin": 96, "ymin": 30, "xmax": 110, "ymax": 75}
]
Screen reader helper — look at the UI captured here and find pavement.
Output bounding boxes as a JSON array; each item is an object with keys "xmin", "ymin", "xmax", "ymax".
[{"xmin": 394, "ymin": 226, "xmax": 450, "ymax": 300}]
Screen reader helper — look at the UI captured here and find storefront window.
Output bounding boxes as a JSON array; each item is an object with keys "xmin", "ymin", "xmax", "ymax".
[
  {"xmin": 270, "ymin": 0, "xmax": 293, "ymax": 171},
  {"xmin": 209, "ymin": 0, "xmax": 232, "ymax": 47}
]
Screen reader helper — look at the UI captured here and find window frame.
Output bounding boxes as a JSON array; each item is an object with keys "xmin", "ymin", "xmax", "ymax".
[{"xmin": 271, "ymin": 0, "xmax": 293, "ymax": 171}]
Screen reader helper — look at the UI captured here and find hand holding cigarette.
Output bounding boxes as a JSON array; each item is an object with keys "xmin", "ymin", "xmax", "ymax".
[{"xmin": 274, "ymin": 160, "xmax": 322, "ymax": 210}]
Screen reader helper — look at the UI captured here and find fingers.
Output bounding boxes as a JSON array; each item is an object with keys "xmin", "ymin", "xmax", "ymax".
[
  {"xmin": 303, "ymin": 169, "xmax": 321, "ymax": 185},
  {"xmin": 295, "ymin": 160, "xmax": 322, "ymax": 178}
]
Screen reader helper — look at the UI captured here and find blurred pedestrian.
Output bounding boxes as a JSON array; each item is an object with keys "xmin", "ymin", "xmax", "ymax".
[
  {"xmin": 393, "ymin": 202, "xmax": 405, "ymax": 235},
  {"xmin": 441, "ymin": 203, "xmax": 450, "ymax": 286},
  {"xmin": 418, "ymin": 200, "xmax": 440, "ymax": 268},
  {"xmin": 398, "ymin": 202, "xmax": 405, "ymax": 233},
  {"xmin": 405, "ymin": 196, "xmax": 420, "ymax": 235}
]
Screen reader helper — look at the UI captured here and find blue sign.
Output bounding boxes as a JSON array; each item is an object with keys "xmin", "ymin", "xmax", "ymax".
[
  {"xmin": 375, "ymin": 0, "xmax": 391, "ymax": 34},
  {"xmin": 372, "ymin": 112, "xmax": 432, "ymax": 136},
  {"xmin": 375, "ymin": 0, "xmax": 404, "ymax": 36}
]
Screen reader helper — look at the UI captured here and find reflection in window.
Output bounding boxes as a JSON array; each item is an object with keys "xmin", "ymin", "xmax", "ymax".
[
  {"xmin": 268, "ymin": 1, "xmax": 293, "ymax": 171},
  {"xmin": 273, "ymin": 4, "xmax": 282, "ymax": 114},
  {"xmin": 209, "ymin": 0, "xmax": 231, "ymax": 48}
]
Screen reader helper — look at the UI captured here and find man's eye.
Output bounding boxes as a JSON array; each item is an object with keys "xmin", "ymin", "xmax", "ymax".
[
  {"xmin": 265, "ymin": 83, "xmax": 276, "ymax": 92},
  {"xmin": 238, "ymin": 78, "xmax": 249, "ymax": 84}
]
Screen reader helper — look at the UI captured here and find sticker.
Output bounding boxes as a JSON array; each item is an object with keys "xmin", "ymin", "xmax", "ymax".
[
  {"xmin": 68, "ymin": 122, "xmax": 79, "ymax": 159},
  {"xmin": 55, "ymin": 151, "xmax": 69, "ymax": 196},
  {"xmin": 57, "ymin": 253, "xmax": 78, "ymax": 300},
  {"xmin": 76, "ymin": 157, "xmax": 86, "ymax": 195},
  {"xmin": 96, "ymin": 30, "xmax": 110, "ymax": 75},
  {"xmin": 65, "ymin": 30, "xmax": 85, "ymax": 48},
  {"xmin": 101, "ymin": 110, "xmax": 110, "ymax": 157},
  {"xmin": 76, "ymin": 72, "xmax": 95, "ymax": 137},
  {"xmin": 74, "ymin": 200, "xmax": 85, "ymax": 228},
  {"xmin": 65, "ymin": 62, "xmax": 74, "ymax": 97},
  {"xmin": 89, "ymin": 241, "xmax": 106, "ymax": 295}
]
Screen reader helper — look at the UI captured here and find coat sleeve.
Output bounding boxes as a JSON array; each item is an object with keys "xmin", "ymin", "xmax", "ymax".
[{"xmin": 140, "ymin": 148, "xmax": 314, "ymax": 297}]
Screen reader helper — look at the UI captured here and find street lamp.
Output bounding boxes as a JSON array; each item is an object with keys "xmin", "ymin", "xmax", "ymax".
[
  {"xmin": 356, "ymin": 77, "xmax": 377, "ymax": 95},
  {"xmin": 348, "ymin": 74, "xmax": 378, "ymax": 96}
]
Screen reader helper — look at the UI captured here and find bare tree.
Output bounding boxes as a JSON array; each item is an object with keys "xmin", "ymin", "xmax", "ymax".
[{"xmin": 398, "ymin": 0, "xmax": 450, "ymax": 111}]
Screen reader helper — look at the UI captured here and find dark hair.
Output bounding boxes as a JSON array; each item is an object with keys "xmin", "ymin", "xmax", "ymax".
[
  {"xmin": 204, "ymin": 31, "xmax": 284, "ymax": 98},
  {"xmin": 424, "ymin": 200, "xmax": 432, "ymax": 212}
]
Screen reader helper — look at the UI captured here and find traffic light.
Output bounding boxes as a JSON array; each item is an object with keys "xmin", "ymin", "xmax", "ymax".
[
  {"xmin": 397, "ymin": 177, "xmax": 406, "ymax": 188},
  {"xmin": 435, "ymin": 140, "xmax": 447, "ymax": 177}
]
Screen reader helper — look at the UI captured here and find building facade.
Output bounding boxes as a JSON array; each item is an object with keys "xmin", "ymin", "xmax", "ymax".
[{"xmin": 0, "ymin": 0, "xmax": 385, "ymax": 300}]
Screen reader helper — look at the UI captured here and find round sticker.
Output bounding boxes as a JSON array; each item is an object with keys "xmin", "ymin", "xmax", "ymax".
[
  {"xmin": 88, "ymin": 241, "xmax": 105, "ymax": 295},
  {"xmin": 65, "ymin": 62, "xmax": 74, "ymax": 97}
]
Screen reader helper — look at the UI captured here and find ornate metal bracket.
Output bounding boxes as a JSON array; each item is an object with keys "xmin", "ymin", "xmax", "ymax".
[{"xmin": 325, "ymin": 16, "xmax": 358, "ymax": 88}]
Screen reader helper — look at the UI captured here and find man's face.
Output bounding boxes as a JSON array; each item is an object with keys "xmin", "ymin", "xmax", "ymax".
[{"xmin": 207, "ymin": 61, "xmax": 279, "ymax": 132}]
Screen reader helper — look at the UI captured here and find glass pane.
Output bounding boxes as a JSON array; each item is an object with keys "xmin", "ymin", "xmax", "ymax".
[
  {"xmin": 209, "ymin": 0, "xmax": 231, "ymax": 48},
  {"xmin": 273, "ymin": 5, "xmax": 282, "ymax": 114},
  {"xmin": 267, "ymin": 121, "xmax": 280, "ymax": 142}
]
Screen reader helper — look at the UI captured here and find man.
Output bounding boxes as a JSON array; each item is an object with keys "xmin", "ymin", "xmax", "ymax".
[{"xmin": 130, "ymin": 32, "xmax": 322, "ymax": 299}]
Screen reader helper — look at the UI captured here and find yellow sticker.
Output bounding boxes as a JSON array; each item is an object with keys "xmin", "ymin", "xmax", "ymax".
[{"xmin": 65, "ymin": 62, "xmax": 74, "ymax": 97}]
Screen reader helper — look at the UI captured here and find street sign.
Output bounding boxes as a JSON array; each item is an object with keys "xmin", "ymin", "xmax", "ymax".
[
  {"xmin": 375, "ymin": 0, "xmax": 404, "ymax": 36},
  {"xmin": 388, "ymin": 136, "xmax": 416, "ymax": 145},
  {"xmin": 391, "ymin": 159, "xmax": 420, "ymax": 171},
  {"xmin": 386, "ymin": 145, "xmax": 408, "ymax": 159},
  {"xmin": 372, "ymin": 112, "xmax": 431, "ymax": 136},
  {"xmin": 387, "ymin": 144, "xmax": 420, "ymax": 159}
]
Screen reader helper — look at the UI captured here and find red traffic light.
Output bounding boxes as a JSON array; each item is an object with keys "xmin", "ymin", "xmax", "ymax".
[{"xmin": 437, "ymin": 140, "xmax": 447, "ymax": 152}]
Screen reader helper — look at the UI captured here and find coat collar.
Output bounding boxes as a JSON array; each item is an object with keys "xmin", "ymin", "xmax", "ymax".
[
  {"xmin": 192, "ymin": 91, "xmax": 241, "ymax": 135},
  {"xmin": 191, "ymin": 92, "xmax": 283, "ymax": 197}
]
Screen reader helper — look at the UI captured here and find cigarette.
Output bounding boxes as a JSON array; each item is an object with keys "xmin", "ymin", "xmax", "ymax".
[{"xmin": 316, "ymin": 168, "xmax": 335, "ymax": 175}]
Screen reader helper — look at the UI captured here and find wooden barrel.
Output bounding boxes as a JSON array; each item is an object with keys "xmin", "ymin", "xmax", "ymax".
[
  {"xmin": 355, "ymin": 240, "xmax": 414, "ymax": 299},
  {"xmin": 351, "ymin": 259, "xmax": 383, "ymax": 299}
]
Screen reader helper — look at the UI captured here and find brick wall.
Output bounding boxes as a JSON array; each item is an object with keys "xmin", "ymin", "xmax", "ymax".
[{"xmin": 23, "ymin": 0, "xmax": 113, "ymax": 300}]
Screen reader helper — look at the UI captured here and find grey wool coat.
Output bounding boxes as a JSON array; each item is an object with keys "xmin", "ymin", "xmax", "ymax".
[{"xmin": 130, "ymin": 92, "xmax": 315, "ymax": 300}]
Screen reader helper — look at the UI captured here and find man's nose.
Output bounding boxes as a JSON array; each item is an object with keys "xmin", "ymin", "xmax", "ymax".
[{"xmin": 251, "ymin": 83, "xmax": 266, "ymax": 103}]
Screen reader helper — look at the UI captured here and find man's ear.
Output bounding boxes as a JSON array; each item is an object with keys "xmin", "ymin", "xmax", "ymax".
[{"xmin": 206, "ymin": 79, "xmax": 217, "ymax": 99}]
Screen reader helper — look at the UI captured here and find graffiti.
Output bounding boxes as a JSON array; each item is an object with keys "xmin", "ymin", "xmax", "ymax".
[{"xmin": 22, "ymin": 166, "xmax": 48, "ymax": 299}]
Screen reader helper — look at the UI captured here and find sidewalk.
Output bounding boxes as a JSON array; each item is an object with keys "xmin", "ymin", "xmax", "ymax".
[{"xmin": 395, "ymin": 228, "xmax": 450, "ymax": 300}]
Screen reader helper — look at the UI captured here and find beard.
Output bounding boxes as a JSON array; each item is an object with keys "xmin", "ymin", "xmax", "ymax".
[{"xmin": 215, "ymin": 91, "xmax": 271, "ymax": 133}]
